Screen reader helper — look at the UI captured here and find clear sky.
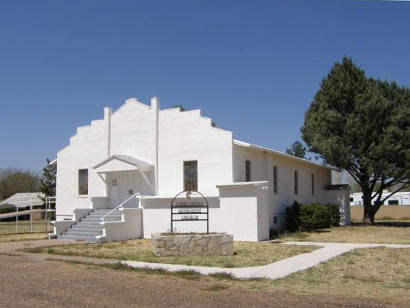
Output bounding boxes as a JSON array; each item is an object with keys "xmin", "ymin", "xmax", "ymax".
[{"xmin": 0, "ymin": 0, "xmax": 409, "ymax": 172}]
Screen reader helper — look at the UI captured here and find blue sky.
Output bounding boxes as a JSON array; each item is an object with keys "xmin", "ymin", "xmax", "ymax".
[{"xmin": 0, "ymin": 0, "xmax": 409, "ymax": 172}]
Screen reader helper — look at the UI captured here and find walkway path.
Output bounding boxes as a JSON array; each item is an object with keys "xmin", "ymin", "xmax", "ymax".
[
  {"xmin": 122, "ymin": 241, "xmax": 410, "ymax": 279},
  {"xmin": 1, "ymin": 239, "xmax": 409, "ymax": 280}
]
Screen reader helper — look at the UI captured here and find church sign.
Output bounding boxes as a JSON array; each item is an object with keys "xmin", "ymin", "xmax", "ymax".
[{"xmin": 170, "ymin": 191, "xmax": 209, "ymax": 234}]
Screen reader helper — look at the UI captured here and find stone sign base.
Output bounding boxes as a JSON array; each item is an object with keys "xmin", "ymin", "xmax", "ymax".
[{"xmin": 151, "ymin": 233, "xmax": 233, "ymax": 257}]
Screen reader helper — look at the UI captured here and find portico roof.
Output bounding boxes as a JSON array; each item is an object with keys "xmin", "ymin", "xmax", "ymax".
[{"xmin": 93, "ymin": 155, "xmax": 153, "ymax": 173}]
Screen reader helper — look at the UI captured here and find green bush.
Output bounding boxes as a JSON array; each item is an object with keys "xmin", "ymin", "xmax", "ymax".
[
  {"xmin": 299, "ymin": 203, "xmax": 331, "ymax": 231},
  {"xmin": 286, "ymin": 202, "xmax": 341, "ymax": 232},
  {"xmin": 285, "ymin": 201, "xmax": 301, "ymax": 232},
  {"xmin": 47, "ymin": 211, "xmax": 56, "ymax": 221},
  {"xmin": 0, "ymin": 205, "xmax": 18, "ymax": 222},
  {"xmin": 326, "ymin": 203, "xmax": 341, "ymax": 226}
]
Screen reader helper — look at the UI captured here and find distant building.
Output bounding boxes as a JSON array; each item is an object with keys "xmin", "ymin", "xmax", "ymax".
[{"xmin": 0, "ymin": 192, "xmax": 45, "ymax": 220}]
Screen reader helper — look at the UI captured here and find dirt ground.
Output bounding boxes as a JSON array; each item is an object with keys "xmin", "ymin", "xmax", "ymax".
[{"xmin": 0, "ymin": 253, "xmax": 405, "ymax": 308}]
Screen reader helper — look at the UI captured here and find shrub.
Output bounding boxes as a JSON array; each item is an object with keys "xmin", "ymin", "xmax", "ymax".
[
  {"xmin": 285, "ymin": 201, "xmax": 301, "ymax": 232},
  {"xmin": 269, "ymin": 228, "xmax": 280, "ymax": 239},
  {"xmin": 286, "ymin": 202, "xmax": 341, "ymax": 232},
  {"xmin": 47, "ymin": 211, "xmax": 56, "ymax": 221},
  {"xmin": 0, "ymin": 205, "xmax": 19, "ymax": 222},
  {"xmin": 326, "ymin": 203, "xmax": 341, "ymax": 226},
  {"xmin": 299, "ymin": 203, "xmax": 331, "ymax": 231}
]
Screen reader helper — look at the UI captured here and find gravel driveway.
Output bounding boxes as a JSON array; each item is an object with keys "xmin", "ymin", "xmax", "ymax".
[{"xmin": 0, "ymin": 240, "xmax": 404, "ymax": 307}]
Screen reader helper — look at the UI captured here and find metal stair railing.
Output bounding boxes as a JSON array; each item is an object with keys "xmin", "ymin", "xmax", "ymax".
[{"xmin": 100, "ymin": 192, "xmax": 141, "ymax": 222}]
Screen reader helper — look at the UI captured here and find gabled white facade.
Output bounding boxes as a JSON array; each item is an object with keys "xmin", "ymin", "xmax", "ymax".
[{"xmin": 54, "ymin": 97, "xmax": 350, "ymax": 241}]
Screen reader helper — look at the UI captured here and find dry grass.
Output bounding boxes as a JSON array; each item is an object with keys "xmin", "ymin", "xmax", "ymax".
[
  {"xmin": 52, "ymin": 247, "xmax": 410, "ymax": 305},
  {"xmin": 233, "ymin": 248, "xmax": 410, "ymax": 305},
  {"xmin": 0, "ymin": 220, "xmax": 52, "ymax": 235},
  {"xmin": 0, "ymin": 232, "xmax": 49, "ymax": 242},
  {"xmin": 277, "ymin": 221, "xmax": 410, "ymax": 244},
  {"xmin": 26, "ymin": 239, "xmax": 317, "ymax": 268}
]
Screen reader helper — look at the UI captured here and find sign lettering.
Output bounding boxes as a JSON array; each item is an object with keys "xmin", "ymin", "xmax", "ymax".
[{"xmin": 170, "ymin": 191, "xmax": 209, "ymax": 233}]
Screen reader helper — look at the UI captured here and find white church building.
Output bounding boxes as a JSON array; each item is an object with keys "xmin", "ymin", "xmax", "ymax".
[{"xmin": 53, "ymin": 97, "xmax": 350, "ymax": 242}]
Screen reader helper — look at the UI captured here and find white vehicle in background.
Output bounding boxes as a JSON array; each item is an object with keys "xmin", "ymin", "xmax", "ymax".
[{"xmin": 350, "ymin": 191, "xmax": 410, "ymax": 206}]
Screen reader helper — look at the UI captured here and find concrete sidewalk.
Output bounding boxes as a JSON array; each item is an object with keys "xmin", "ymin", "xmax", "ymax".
[
  {"xmin": 122, "ymin": 241, "xmax": 410, "ymax": 280},
  {"xmin": 2, "ymin": 239, "xmax": 409, "ymax": 280}
]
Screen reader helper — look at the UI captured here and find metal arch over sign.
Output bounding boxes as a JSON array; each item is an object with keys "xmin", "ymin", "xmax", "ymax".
[{"xmin": 170, "ymin": 190, "xmax": 209, "ymax": 234}]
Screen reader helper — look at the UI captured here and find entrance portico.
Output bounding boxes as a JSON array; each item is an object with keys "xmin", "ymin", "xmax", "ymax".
[{"xmin": 93, "ymin": 155, "xmax": 154, "ymax": 208}]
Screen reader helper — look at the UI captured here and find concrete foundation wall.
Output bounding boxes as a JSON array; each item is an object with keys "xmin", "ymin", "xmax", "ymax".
[{"xmin": 100, "ymin": 208, "xmax": 143, "ymax": 241}]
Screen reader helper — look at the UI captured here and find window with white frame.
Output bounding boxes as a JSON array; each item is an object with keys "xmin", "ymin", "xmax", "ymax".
[
  {"xmin": 273, "ymin": 166, "xmax": 278, "ymax": 193},
  {"xmin": 78, "ymin": 169, "xmax": 88, "ymax": 195},
  {"xmin": 184, "ymin": 161, "xmax": 198, "ymax": 191},
  {"xmin": 311, "ymin": 173, "xmax": 315, "ymax": 196},
  {"xmin": 294, "ymin": 170, "xmax": 298, "ymax": 195},
  {"xmin": 245, "ymin": 160, "xmax": 251, "ymax": 182}
]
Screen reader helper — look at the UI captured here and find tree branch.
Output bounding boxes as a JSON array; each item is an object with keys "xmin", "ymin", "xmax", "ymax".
[{"xmin": 380, "ymin": 182, "xmax": 410, "ymax": 203}]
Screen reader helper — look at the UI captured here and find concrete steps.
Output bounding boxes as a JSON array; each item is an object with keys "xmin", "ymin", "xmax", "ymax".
[{"xmin": 59, "ymin": 209, "xmax": 122, "ymax": 242}]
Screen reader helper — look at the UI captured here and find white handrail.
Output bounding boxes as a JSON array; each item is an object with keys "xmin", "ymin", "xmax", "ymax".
[{"xmin": 101, "ymin": 192, "xmax": 140, "ymax": 222}]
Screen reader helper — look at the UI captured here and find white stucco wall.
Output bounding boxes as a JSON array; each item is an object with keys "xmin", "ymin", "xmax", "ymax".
[
  {"xmin": 217, "ymin": 182, "xmax": 270, "ymax": 241},
  {"xmin": 232, "ymin": 144, "xmax": 333, "ymax": 229},
  {"xmin": 56, "ymin": 99, "xmax": 234, "ymax": 220},
  {"xmin": 110, "ymin": 99, "xmax": 155, "ymax": 165},
  {"xmin": 56, "ymin": 118, "xmax": 109, "ymax": 219},
  {"xmin": 142, "ymin": 182, "xmax": 269, "ymax": 241},
  {"xmin": 99, "ymin": 208, "xmax": 143, "ymax": 241},
  {"xmin": 142, "ymin": 196, "xmax": 221, "ymax": 237},
  {"xmin": 158, "ymin": 109, "xmax": 233, "ymax": 196}
]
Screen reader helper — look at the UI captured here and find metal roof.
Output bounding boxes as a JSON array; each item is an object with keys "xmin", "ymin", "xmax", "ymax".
[
  {"xmin": 233, "ymin": 139, "xmax": 340, "ymax": 171},
  {"xmin": 0, "ymin": 192, "xmax": 45, "ymax": 208}
]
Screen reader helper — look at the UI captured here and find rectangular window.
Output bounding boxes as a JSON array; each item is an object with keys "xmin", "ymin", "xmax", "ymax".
[
  {"xmin": 294, "ymin": 170, "xmax": 298, "ymax": 195},
  {"xmin": 311, "ymin": 174, "xmax": 315, "ymax": 196},
  {"xmin": 273, "ymin": 166, "xmax": 278, "ymax": 193},
  {"xmin": 245, "ymin": 160, "xmax": 251, "ymax": 182},
  {"xmin": 78, "ymin": 169, "xmax": 88, "ymax": 195},
  {"xmin": 388, "ymin": 200, "xmax": 399, "ymax": 205},
  {"xmin": 273, "ymin": 216, "xmax": 279, "ymax": 224},
  {"xmin": 184, "ymin": 161, "xmax": 198, "ymax": 191}
]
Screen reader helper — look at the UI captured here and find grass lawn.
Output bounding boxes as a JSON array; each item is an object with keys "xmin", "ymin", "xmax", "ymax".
[
  {"xmin": 0, "ymin": 220, "xmax": 51, "ymax": 242},
  {"xmin": 24, "ymin": 239, "xmax": 317, "ymax": 268},
  {"xmin": 277, "ymin": 221, "xmax": 410, "ymax": 244},
  {"xmin": 57, "ymin": 247, "xmax": 410, "ymax": 305},
  {"xmin": 0, "ymin": 233, "xmax": 49, "ymax": 242},
  {"xmin": 0, "ymin": 220, "xmax": 52, "ymax": 235},
  {"xmin": 235, "ymin": 247, "xmax": 410, "ymax": 305}
]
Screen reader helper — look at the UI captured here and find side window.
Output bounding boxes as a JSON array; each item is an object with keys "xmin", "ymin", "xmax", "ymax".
[
  {"xmin": 294, "ymin": 170, "xmax": 298, "ymax": 195},
  {"xmin": 184, "ymin": 161, "xmax": 198, "ymax": 191},
  {"xmin": 78, "ymin": 169, "xmax": 88, "ymax": 195},
  {"xmin": 245, "ymin": 160, "xmax": 251, "ymax": 182},
  {"xmin": 273, "ymin": 166, "xmax": 278, "ymax": 193},
  {"xmin": 311, "ymin": 173, "xmax": 315, "ymax": 196}
]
